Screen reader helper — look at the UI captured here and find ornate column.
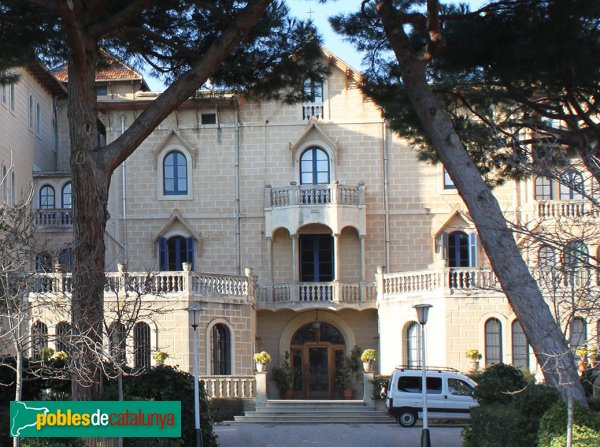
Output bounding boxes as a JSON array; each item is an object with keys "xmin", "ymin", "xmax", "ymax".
[
  {"xmin": 359, "ymin": 235, "xmax": 366, "ymax": 282},
  {"xmin": 333, "ymin": 233, "xmax": 341, "ymax": 281}
]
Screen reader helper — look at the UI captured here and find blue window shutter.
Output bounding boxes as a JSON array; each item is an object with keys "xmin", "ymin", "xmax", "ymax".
[
  {"xmin": 186, "ymin": 236, "xmax": 195, "ymax": 271},
  {"xmin": 159, "ymin": 237, "xmax": 168, "ymax": 271},
  {"xmin": 469, "ymin": 232, "xmax": 478, "ymax": 267}
]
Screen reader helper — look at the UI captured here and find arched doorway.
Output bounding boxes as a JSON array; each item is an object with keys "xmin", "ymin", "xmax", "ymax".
[{"xmin": 290, "ymin": 321, "xmax": 345, "ymax": 399}]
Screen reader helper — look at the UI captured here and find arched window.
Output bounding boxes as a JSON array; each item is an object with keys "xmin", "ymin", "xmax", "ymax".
[
  {"xmin": 1, "ymin": 165, "xmax": 7, "ymax": 202},
  {"xmin": 538, "ymin": 245, "xmax": 556, "ymax": 270},
  {"xmin": 560, "ymin": 170, "xmax": 584, "ymax": 200},
  {"xmin": 28, "ymin": 94, "xmax": 34, "ymax": 128},
  {"xmin": 511, "ymin": 320, "xmax": 529, "ymax": 369},
  {"xmin": 133, "ymin": 322, "xmax": 151, "ymax": 368},
  {"xmin": 300, "ymin": 147, "xmax": 330, "ymax": 185},
  {"xmin": 31, "ymin": 321, "xmax": 48, "ymax": 360},
  {"xmin": 58, "ymin": 247, "xmax": 74, "ymax": 271},
  {"xmin": 406, "ymin": 322, "xmax": 421, "ymax": 368},
  {"xmin": 447, "ymin": 231, "xmax": 476, "ymax": 267},
  {"xmin": 36, "ymin": 101, "xmax": 40, "ymax": 133},
  {"xmin": 211, "ymin": 324, "xmax": 231, "ymax": 375},
  {"xmin": 39, "ymin": 185, "xmax": 55, "ymax": 209},
  {"xmin": 569, "ymin": 317, "xmax": 586, "ymax": 356},
  {"xmin": 62, "ymin": 182, "xmax": 72, "ymax": 208},
  {"xmin": 158, "ymin": 236, "xmax": 194, "ymax": 271},
  {"xmin": 535, "ymin": 176, "xmax": 553, "ymax": 200},
  {"xmin": 35, "ymin": 252, "xmax": 52, "ymax": 272},
  {"xmin": 109, "ymin": 322, "xmax": 126, "ymax": 366},
  {"xmin": 485, "ymin": 318, "xmax": 502, "ymax": 366},
  {"xmin": 163, "ymin": 150, "xmax": 188, "ymax": 195},
  {"xmin": 564, "ymin": 240, "xmax": 589, "ymax": 286},
  {"xmin": 55, "ymin": 322, "xmax": 71, "ymax": 353},
  {"xmin": 11, "ymin": 171, "xmax": 15, "ymax": 204}
]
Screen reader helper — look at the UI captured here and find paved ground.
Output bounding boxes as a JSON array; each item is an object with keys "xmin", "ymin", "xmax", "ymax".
[{"xmin": 214, "ymin": 424, "xmax": 464, "ymax": 447}]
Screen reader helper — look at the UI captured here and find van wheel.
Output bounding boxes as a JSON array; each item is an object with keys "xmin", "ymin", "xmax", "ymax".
[{"xmin": 397, "ymin": 409, "xmax": 417, "ymax": 427}]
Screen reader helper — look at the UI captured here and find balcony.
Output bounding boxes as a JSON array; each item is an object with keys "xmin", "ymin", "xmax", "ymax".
[
  {"xmin": 257, "ymin": 281, "xmax": 376, "ymax": 309},
  {"xmin": 34, "ymin": 208, "xmax": 73, "ymax": 227},
  {"xmin": 264, "ymin": 183, "xmax": 366, "ymax": 235},
  {"xmin": 377, "ymin": 266, "xmax": 599, "ymax": 302},
  {"xmin": 536, "ymin": 200, "xmax": 599, "ymax": 219},
  {"xmin": 27, "ymin": 268, "xmax": 255, "ymax": 304}
]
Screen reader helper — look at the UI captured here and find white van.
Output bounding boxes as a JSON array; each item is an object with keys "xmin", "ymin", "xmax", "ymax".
[{"xmin": 386, "ymin": 366, "xmax": 478, "ymax": 427}]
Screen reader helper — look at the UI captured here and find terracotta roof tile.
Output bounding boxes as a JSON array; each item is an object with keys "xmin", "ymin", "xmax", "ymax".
[{"xmin": 53, "ymin": 53, "xmax": 143, "ymax": 83}]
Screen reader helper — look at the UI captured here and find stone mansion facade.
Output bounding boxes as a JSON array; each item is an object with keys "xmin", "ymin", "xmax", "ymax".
[{"xmin": 1, "ymin": 49, "xmax": 598, "ymax": 400}]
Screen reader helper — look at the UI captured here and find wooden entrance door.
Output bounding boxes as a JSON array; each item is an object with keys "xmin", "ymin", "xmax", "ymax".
[{"xmin": 290, "ymin": 321, "xmax": 346, "ymax": 399}]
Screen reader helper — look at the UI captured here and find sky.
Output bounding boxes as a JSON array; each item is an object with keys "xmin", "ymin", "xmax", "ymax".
[{"xmin": 145, "ymin": 0, "xmax": 490, "ymax": 90}]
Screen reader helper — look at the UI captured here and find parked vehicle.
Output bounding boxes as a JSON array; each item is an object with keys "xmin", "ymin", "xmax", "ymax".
[{"xmin": 386, "ymin": 366, "xmax": 477, "ymax": 427}]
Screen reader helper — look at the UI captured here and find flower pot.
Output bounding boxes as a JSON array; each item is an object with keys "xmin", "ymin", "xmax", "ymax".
[
  {"xmin": 343, "ymin": 388, "xmax": 354, "ymax": 399},
  {"xmin": 256, "ymin": 362, "xmax": 265, "ymax": 373},
  {"xmin": 467, "ymin": 359, "xmax": 479, "ymax": 372},
  {"xmin": 363, "ymin": 361, "xmax": 374, "ymax": 373}
]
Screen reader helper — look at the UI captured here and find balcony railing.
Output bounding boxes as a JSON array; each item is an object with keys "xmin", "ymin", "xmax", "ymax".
[
  {"xmin": 302, "ymin": 102, "xmax": 324, "ymax": 120},
  {"xmin": 267, "ymin": 281, "xmax": 375, "ymax": 305},
  {"xmin": 200, "ymin": 375, "xmax": 256, "ymax": 399},
  {"xmin": 34, "ymin": 208, "xmax": 73, "ymax": 227},
  {"xmin": 28, "ymin": 269, "xmax": 253, "ymax": 300},
  {"xmin": 536, "ymin": 200, "xmax": 599, "ymax": 219},
  {"xmin": 267, "ymin": 183, "xmax": 364, "ymax": 208},
  {"xmin": 379, "ymin": 266, "xmax": 599, "ymax": 299}
]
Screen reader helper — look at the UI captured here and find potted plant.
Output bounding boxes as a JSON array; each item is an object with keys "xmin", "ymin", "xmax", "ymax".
[
  {"xmin": 335, "ymin": 357, "xmax": 353, "ymax": 399},
  {"xmin": 589, "ymin": 346, "xmax": 599, "ymax": 367},
  {"xmin": 153, "ymin": 351, "xmax": 169, "ymax": 365},
  {"xmin": 465, "ymin": 349, "xmax": 482, "ymax": 372},
  {"xmin": 361, "ymin": 349, "xmax": 377, "ymax": 373},
  {"xmin": 271, "ymin": 351, "xmax": 294, "ymax": 398},
  {"xmin": 253, "ymin": 351, "xmax": 272, "ymax": 372}
]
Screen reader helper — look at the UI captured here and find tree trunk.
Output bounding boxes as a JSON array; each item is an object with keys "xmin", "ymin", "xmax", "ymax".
[
  {"xmin": 66, "ymin": 43, "xmax": 109, "ymax": 402},
  {"xmin": 377, "ymin": 0, "xmax": 587, "ymax": 406}
]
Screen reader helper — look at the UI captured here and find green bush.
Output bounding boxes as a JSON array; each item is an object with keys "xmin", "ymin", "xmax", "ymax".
[
  {"xmin": 463, "ymin": 364, "xmax": 559, "ymax": 447},
  {"xmin": 537, "ymin": 400, "xmax": 600, "ymax": 447},
  {"xmin": 208, "ymin": 398, "xmax": 245, "ymax": 422},
  {"xmin": 472, "ymin": 363, "xmax": 529, "ymax": 405},
  {"xmin": 106, "ymin": 365, "xmax": 218, "ymax": 447}
]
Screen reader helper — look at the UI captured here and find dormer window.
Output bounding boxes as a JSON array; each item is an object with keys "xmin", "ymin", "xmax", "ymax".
[{"xmin": 302, "ymin": 79, "xmax": 325, "ymax": 120}]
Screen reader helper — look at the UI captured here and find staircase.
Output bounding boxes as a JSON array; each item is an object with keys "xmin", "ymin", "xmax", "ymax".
[{"xmin": 233, "ymin": 400, "xmax": 394, "ymax": 424}]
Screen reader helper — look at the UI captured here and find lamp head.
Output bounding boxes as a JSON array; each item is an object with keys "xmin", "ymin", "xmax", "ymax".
[
  {"xmin": 185, "ymin": 305, "xmax": 205, "ymax": 329},
  {"xmin": 413, "ymin": 303, "xmax": 433, "ymax": 325}
]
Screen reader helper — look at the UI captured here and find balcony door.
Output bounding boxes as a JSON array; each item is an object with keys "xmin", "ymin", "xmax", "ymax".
[{"xmin": 300, "ymin": 234, "xmax": 334, "ymax": 282}]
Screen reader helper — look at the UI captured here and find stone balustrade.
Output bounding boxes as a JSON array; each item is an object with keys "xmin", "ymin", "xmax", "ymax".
[
  {"xmin": 200, "ymin": 375, "xmax": 256, "ymax": 399},
  {"xmin": 28, "ymin": 267, "xmax": 254, "ymax": 302},
  {"xmin": 536, "ymin": 200, "xmax": 599, "ymax": 219},
  {"xmin": 34, "ymin": 209, "xmax": 73, "ymax": 227},
  {"xmin": 260, "ymin": 282, "xmax": 376, "ymax": 306},
  {"xmin": 378, "ymin": 266, "xmax": 599, "ymax": 300},
  {"xmin": 267, "ymin": 183, "xmax": 365, "ymax": 208}
]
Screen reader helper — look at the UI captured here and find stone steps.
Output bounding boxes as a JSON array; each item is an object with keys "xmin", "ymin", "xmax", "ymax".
[{"xmin": 233, "ymin": 400, "xmax": 394, "ymax": 424}]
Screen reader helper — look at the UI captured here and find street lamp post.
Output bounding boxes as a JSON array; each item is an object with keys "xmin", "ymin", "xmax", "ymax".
[
  {"xmin": 414, "ymin": 303, "xmax": 433, "ymax": 447},
  {"xmin": 186, "ymin": 305, "xmax": 205, "ymax": 447}
]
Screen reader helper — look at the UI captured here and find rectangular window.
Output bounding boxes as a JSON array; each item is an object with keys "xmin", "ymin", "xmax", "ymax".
[
  {"xmin": 201, "ymin": 113, "xmax": 217, "ymax": 125},
  {"xmin": 96, "ymin": 85, "xmax": 108, "ymax": 96},
  {"xmin": 443, "ymin": 168, "xmax": 456, "ymax": 190},
  {"xmin": 9, "ymin": 84, "xmax": 15, "ymax": 111},
  {"xmin": 397, "ymin": 376, "xmax": 442, "ymax": 394}
]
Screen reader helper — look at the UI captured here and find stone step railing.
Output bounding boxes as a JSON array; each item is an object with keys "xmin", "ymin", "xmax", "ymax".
[
  {"xmin": 34, "ymin": 209, "xmax": 73, "ymax": 227},
  {"xmin": 267, "ymin": 282, "xmax": 375, "ymax": 304},
  {"xmin": 267, "ymin": 183, "xmax": 365, "ymax": 208},
  {"xmin": 201, "ymin": 375, "xmax": 256, "ymax": 399},
  {"xmin": 29, "ymin": 266, "xmax": 253, "ymax": 300},
  {"xmin": 536, "ymin": 200, "xmax": 599, "ymax": 219}
]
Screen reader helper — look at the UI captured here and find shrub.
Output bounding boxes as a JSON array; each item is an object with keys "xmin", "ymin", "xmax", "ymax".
[
  {"xmin": 472, "ymin": 363, "xmax": 528, "ymax": 405},
  {"xmin": 537, "ymin": 400, "xmax": 600, "ymax": 447},
  {"xmin": 208, "ymin": 398, "xmax": 245, "ymax": 422},
  {"xmin": 463, "ymin": 384, "xmax": 558, "ymax": 447}
]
